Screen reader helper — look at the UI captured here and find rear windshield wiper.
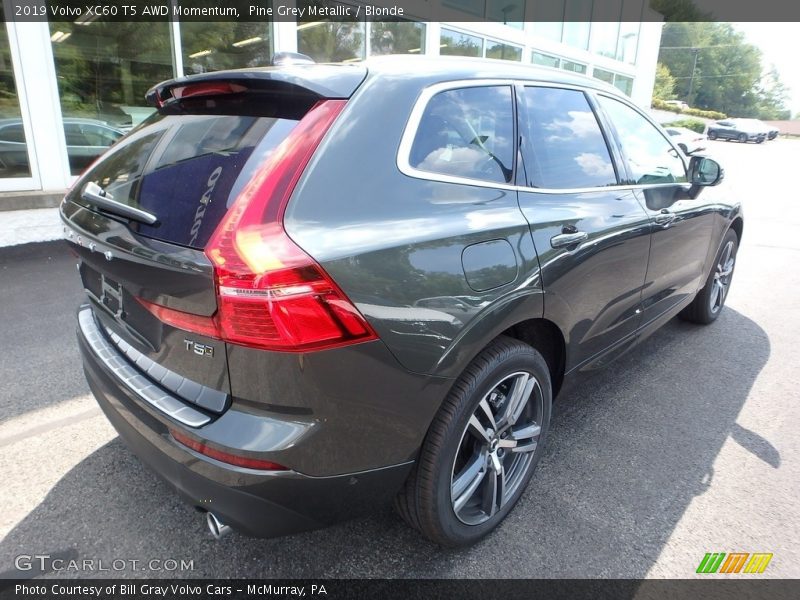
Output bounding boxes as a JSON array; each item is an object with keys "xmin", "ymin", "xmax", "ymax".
[{"xmin": 81, "ymin": 182, "xmax": 158, "ymax": 226}]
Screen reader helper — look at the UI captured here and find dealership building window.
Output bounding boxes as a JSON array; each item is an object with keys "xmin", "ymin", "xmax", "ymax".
[
  {"xmin": 0, "ymin": 7, "xmax": 31, "ymax": 178},
  {"xmin": 181, "ymin": 22, "xmax": 273, "ymax": 75},
  {"xmin": 370, "ymin": 22, "xmax": 426, "ymax": 55},
  {"xmin": 440, "ymin": 28, "xmax": 484, "ymax": 57}
]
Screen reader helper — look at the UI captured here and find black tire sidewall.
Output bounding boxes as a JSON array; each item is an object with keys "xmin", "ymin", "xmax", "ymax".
[{"xmin": 426, "ymin": 343, "xmax": 552, "ymax": 546}]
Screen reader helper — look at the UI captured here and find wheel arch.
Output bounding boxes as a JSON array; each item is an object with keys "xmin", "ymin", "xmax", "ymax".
[
  {"xmin": 500, "ymin": 318, "xmax": 566, "ymax": 397},
  {"xmin": 730, "ymin": 215, "xmax": 744, "ymax": 243}
]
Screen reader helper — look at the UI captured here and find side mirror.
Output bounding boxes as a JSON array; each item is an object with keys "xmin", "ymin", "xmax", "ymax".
[{"xmin": 687, "ymin": 156, "xmax": 723, "ymax": 198}]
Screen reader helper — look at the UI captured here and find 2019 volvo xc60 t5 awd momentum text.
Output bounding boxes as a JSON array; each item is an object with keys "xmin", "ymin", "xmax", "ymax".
[{"xmin": 61, "ymin": 56, "xmax": 740, "ymax": 547}]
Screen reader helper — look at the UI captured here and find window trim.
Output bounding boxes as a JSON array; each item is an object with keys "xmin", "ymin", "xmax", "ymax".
[{"xmin": 398, "ymin": 79, "xmax": 692, "ymax": 195}]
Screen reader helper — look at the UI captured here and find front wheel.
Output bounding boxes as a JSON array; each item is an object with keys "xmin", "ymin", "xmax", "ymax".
[
  {"xmin": 395, "ymin": 337, "xmax": 552, "ymax": 547},
  {"xmin": 708, "ymin": 131, "xmax": 717, "ymax": 140},
  {"xmin": 680, "ymin": 229, "xmax": 738, "ymax": 324}
]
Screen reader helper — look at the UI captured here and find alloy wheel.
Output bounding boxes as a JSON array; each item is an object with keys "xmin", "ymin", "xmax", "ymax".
[
  {"xmin": 709, "ymin": 240, "xmax": 735, "ymax": 314},
  {"xmin": 450, "ymin": 371, "xmax": 544, "ymax": 525}
]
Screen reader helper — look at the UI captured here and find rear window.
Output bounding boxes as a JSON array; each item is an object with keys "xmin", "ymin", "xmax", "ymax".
[
  {"xmin": 409, "ymin": 85, "xmax": 514, "ymax": 185},
  {"xmin": 69, "ymin": 113, "xmax": 300, "ymax": 249}
]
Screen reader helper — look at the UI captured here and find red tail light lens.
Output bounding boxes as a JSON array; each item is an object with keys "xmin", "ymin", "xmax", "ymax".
[
  {"xmin": 170, "ymin": 429, "xmax": 287, "ymax": 471},
  {"xmin": 206, "ymin": 99, "xmax": 376, "ymax": 351},
  {"xmin": 141, "ymin": 99, "xmax": 376, "ymax": 352}
]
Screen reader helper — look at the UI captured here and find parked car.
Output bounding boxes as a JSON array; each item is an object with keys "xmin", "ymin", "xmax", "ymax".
[
  {"xmin": 0, "ymin": 117, "xmax": 124, "ymax": 177},
  {"xmin": 665, "ymin": 126, "xmax": 707, "ymax": 154},
  {"xmin": 751, "ymin": 119, "xmax": 779, "ymax": 140},
  {"xmin": 663, "ymin": 100, "xmax": 689, "ymax": 110},
  {"xmin": 707, "ymin": 118, "xmax": 766, "ymax": 143},
  {"xmin": 61, "ymin": 57, "xmax": 741, "ymax": 547}
]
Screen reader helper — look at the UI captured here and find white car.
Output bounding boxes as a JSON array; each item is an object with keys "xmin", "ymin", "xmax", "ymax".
[{"xmin": 665, "ymin": 126, "xmax": 707, "ymax": 155}]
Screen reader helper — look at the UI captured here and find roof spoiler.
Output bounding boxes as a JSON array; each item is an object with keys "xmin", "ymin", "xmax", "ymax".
[{"xmin": 145, "ymin": 64, "xmax": 367, "ymax": 110}]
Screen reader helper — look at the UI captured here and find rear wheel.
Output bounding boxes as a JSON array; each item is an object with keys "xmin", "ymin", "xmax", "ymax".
[
  {"xmin": 395, "ymin": 336, "xmax": 552, "ymax": 547},
  {"xmin": 738, "ymin": 133, "xmax": 747, "ymax": 143},
  {"xmin": 680, "ymin": 229, "xmax": 738, "ymax": 324}
]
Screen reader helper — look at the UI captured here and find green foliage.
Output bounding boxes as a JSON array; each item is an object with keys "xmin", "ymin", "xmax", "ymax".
[
  {"xmin": 663, "ymin": 118, "xmax": 707, "ymax": 133},
  {"xmin": 652, "ymin": 63, "xmax": 676, "ymax": 100},
  {"xmin": 683, "ymin": 107, "xmax": 727, "ymax": 120},
  {"xmin": 652, "ymin": 98, "xmax": 726, "ymax": 120},
  {"xmin": 658, "ymin": 22, "xmax": 790, "ymax": 120}
]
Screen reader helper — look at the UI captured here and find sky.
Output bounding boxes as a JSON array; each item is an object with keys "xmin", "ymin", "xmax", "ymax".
[{"xmin": 734, "ymin": 23, "xmax": 800, "ymax": 117}]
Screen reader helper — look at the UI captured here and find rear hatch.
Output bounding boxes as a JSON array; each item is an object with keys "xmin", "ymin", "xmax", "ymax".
[{"xmin": 62, "ymin": 65, "xmax": 367, "ymax": 421}]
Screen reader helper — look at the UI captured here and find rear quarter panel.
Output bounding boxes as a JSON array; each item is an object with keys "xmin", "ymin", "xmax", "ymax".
[{"xmin": 283, "ymin": 73, "xmax": 543, "ymax": 378}]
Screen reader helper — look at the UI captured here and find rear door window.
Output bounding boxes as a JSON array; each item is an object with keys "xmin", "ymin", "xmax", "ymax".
[
  {"xmin": 70, "ymin": 113, "xmax": 300, "ymax": 249},
  {"xmin": 409, "ymin": 85, "xmax": 514, "ymax": 184},
  {"xmin": 521, "ymin": 86, "xmax": 617, "ymax": 189}
]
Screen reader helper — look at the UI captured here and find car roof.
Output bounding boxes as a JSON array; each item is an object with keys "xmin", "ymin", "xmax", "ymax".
[{"xmin": 361, "ymin": 55, "xmax": 624, "ymax": 95}]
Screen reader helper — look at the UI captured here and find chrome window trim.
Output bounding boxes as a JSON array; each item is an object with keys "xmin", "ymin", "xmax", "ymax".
[{"xmin": 397, "ymin": 79, "xmax": 691, "ymax": 196}]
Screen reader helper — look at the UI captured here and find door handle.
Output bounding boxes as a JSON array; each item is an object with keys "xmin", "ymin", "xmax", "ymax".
[
  {"xmin": 550, "ymin": 230, "xmax": 588, "ymax": 249},
  {"xmin": 654, "ymin": 209, "xmax": 677, "ymax": 227}
]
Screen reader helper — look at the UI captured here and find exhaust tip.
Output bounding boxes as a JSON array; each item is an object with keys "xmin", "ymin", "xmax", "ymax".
[{"xmin": 206, "ymin": 512, "xmax": 231, "ymax": 540}]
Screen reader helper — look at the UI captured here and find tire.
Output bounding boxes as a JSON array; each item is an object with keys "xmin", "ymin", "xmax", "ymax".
[
  {"xmin": 756, "ymin": 137, "xmax": 764, "ymax": 144},
  {"xmin": 678, "ymin": 143, "xmax": 688, "ymax": 154},
  {"xmin": 708, "ymin": 131, "xmax": 717, "ymax": 140},
  {"xmin": 738, "ymin": 133, "xmax": 747, "ymax": 143},
  {"xmin": 395, "ymin": 336, "xmax": 552, "ymax": 547},
  {"xmin": 680, "ymin": 229, "xmax": 738, "ymax": 324}
]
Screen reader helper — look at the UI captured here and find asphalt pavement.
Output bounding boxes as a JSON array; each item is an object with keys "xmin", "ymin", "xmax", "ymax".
[{"xmin": 1, "ymin": 139, "xmax": 798, "ymax": 579}]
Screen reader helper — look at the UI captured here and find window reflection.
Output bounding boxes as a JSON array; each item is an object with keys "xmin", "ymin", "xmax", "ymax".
[
  {"xmin": 49, "ymin": 20, "xmax": 172, "ymax": 174},
  {"xmin": 0, "ymin": 4, "xmax": 32, "ymax": 178},
  {"xmin": 370, "ymin": 22, "xmax": 425, "ymax": 55},
  {"xmin": 523, "ymin": 86, "xmax": 617, "ymax": 189},
  {"xmin": 297, "ymin": 0, "xmax": 366, "ymax": 62},
  {"xmin": 486, "ymin": 41, "xmax": 522, "ymax": 62},
  {"xmin": 181, "ymin": 22, "xmax": 272, "ymax": 75},
  {"xmin": 440, "ymin": 28, "xmax": 483, "ymax": 58},
  {"xmin": 410, "ymin": 86, "xmax": 514, "ymax": 184},
  {"xmin": 598, "ymin": 96, "xmax": 686, "ymax": 185}
]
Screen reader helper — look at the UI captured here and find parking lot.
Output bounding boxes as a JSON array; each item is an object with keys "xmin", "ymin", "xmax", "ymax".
[{"xmin": 1, "ymin": 138, "xmax": 798, "ymax": 579}]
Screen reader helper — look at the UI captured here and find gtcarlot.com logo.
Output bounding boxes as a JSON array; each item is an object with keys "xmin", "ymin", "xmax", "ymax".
[
  {"xmin": 15, "ymin": 554, "xmax": 195, "ymax": 573},
  {"xmin": 696, "ymin": 552, "xmax": 773, "ymax": 574}
]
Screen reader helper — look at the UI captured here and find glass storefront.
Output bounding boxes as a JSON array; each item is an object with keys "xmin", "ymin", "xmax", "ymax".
[
  {"xmin": 370, "ymin": 22, "xmax": 426, "ymax": 56},
  {"xmin": 0, "ymin": 12, "xmax": 32, "ymax": 178},
  {"xmin": 486, "ymin": 41, "xmax": 522, "ymax": 61},
  {"xmin": 440, "ymin": 28, "xmax": 483, "ymax": 58},
  {"xmin": 298, "ymin": 21, "xmax": 365, "ymax": 62},
  {"xmin": 49, "ymin": 20, "xmax": 172, "ymax": 174},
  {"xmin": 532, "ymin": 51, "xmax": 560, "ymax": 68},
  {"xmin": 181, "ymin": 22, "xmax": 272, "ymax": 75}
]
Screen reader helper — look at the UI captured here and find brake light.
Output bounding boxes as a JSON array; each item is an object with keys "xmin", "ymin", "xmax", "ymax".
[
  {"xmin": 142, "ymin": 99, "xmax": 377, "ymax": 352},
  {"xmin": 172, "ymin": 82, "xmax": 247, "ymax": 100},
  {"xmin": 170, "ymin": 429, "xmax": 287, "ymax": 471}
]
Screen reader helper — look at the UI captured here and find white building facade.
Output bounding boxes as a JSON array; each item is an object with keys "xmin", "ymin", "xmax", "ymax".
[{"xmin": 0, "ymin": 0, "xmax": 663, "ymax": 200}]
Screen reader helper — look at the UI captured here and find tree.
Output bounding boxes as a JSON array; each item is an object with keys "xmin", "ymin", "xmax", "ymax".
[
  {"xmin": 658, "ymin": 22, "xmax": 790, "ymax": 119},
  {"xmin": 652, "ymin": 63, "xmax": 676, "ymax": 100}
]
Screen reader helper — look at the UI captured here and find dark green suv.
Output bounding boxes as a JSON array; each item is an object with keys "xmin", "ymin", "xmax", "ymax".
[{"xmin": 61, "ymin": 56, "xmax": 741, "ymax": 546}]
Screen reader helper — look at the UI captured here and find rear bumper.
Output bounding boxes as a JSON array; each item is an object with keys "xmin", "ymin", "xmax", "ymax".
[{"xmin": 78, "ymin": 309, "xmax": 418, "ymax": 538}]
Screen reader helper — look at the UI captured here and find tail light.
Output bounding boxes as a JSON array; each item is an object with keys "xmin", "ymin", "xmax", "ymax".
[{"xmin": 140, "ymin": 99, "xmax": 377, "ymax": 352}]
